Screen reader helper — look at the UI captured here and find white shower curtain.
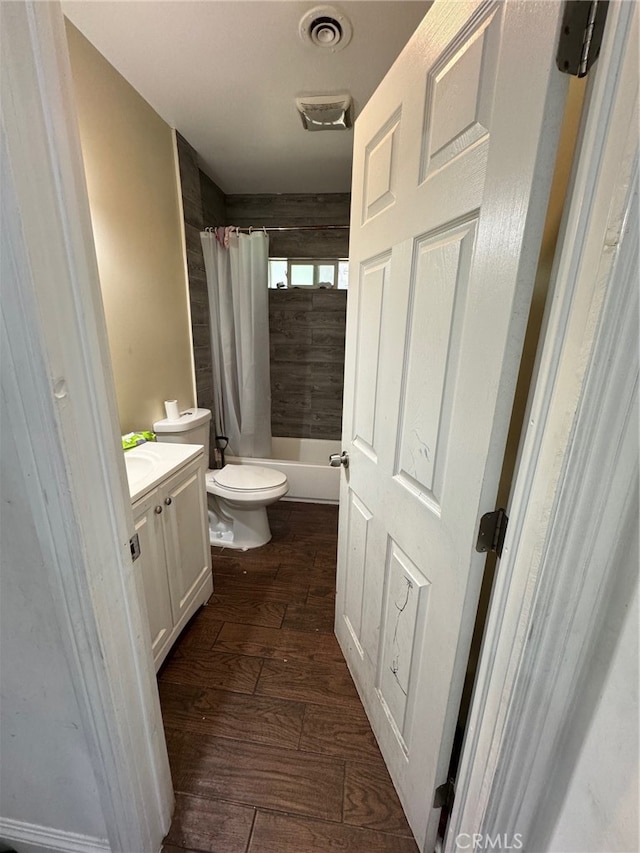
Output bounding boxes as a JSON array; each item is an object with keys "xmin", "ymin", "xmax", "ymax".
[{"xmin": 200, "ymin": 230, "xmax": 271, "ymax": 458}]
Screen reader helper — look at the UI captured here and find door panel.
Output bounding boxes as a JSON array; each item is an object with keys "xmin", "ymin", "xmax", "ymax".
[
  {"xmin": 420, "ymin": 7, "xmax": 499, "ymax": 180},
  {"xmin": 363, "ymin": 111, "xmax": 402, "ymax": 223},
  {"xmin": 336, "ymin": 1, "xmax": 567, "ymax": 848},
  {"xmin": 378, "ymin": 539, "xmax": 431, "ymax": 748},
  {"xmin": 343, "ymin": 491, "xmax": 372, "ymax": 657},
  {"xmin": 396, "ymin": 218, "xmax": 478, "ymax": 507},
  {"xmin": 353, "ymin": 255, "xmax": 390, "ymax": 458}
]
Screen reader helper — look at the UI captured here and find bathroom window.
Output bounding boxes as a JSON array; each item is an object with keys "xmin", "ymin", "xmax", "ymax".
[{"xmin": 268, "ymin": 258, "xmax": 349, "ymax": 289}]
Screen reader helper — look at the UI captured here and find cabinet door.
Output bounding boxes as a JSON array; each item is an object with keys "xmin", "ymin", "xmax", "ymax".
[
  {"xmin": 132, "ymin": 489, "xmax": 173, "ymax": 663},
  {"xmin": 162, "ymin": 459, "xmax": 211, "ymax": 623}
]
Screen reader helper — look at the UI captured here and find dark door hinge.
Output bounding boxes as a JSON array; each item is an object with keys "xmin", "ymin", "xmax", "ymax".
[
  {"xmin": 476, "ymin": 508, "xmax": 508, "ymax": 558},
  {"xmin": 433, "ymin": 778, "xmax": 455, "ymax": 811},
  {"xmin": 130, "ymin": 533, "xmax": 141, "ymax": 562},
  {"xmin": 556, "ymin": 1, "xmax": 609, "ymax": 78}
]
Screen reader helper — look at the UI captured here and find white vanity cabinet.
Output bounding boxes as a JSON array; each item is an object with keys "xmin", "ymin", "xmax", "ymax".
[{"xmin": 131, "ymin": 451, "xmax": 211, "ymax": 670}]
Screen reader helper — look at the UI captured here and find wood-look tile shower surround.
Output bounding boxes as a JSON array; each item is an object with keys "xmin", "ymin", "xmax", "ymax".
[
  {"xmin": 269, "ymin": 289, "xmax": 346, "ymax": 439},
  {"xmin": 175, "ymin": 133, "xmax": 222, "ymax": 463},
  {"xmin": 175, "ymin": 132, "xmax": 350, "ymax": 443},
  {"xmin": 160, "ymin": 501, "xmax": 419, "ymax": 853}
]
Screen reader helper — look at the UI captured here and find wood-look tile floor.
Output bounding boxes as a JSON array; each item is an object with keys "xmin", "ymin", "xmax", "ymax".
[{"xmin": 160, "ymin": 501, "xmax": 419, "ymax": 853}]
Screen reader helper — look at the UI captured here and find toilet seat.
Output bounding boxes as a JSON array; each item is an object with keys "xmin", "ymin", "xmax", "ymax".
[
  {"xmin": 205, "ymin": 465, "xmax": 289, "ymax": 504},
  {"xmin": 209, "ymin": 464, "xmax": 287, "ymax": 492}
]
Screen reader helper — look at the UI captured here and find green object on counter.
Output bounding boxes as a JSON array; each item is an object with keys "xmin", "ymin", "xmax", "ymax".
[{"xmin": 122, "ymin": 431, "xmax": 156, "ymax": 450}]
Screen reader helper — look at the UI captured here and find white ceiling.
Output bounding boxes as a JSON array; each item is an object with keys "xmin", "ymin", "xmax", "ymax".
[{"xmin": 63, "ymin": 1, "xmax": 431, "ymax": 194}]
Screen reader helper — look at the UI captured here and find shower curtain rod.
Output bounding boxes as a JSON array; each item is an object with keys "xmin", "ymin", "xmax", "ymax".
[{"xmin": 205, "ymin": 224, "xmax": 349, "ymax": 232}]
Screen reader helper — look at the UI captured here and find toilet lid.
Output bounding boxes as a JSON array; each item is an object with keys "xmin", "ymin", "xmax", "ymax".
[{"xmin": 211, "ymin": 464, "xmax": 287, "ymax": 491}]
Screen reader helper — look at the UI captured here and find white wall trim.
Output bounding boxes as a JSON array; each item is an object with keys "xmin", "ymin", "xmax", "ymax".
[
  {"xmin": 0, "ymin": 819, "xmax": 110, "ymax": 853},
  {"xmin": 1, "ymin": 2, "xmax": 173, "ymax": 850},
  {"xmin": 446, "ymin": 2, "xmax": 638, "ymax": 848}
]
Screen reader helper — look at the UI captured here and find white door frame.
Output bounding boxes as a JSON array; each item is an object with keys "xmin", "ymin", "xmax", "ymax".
[
  {"xmin": 1, "ymin": 2, "xmax": 172, "ymax": 850},
  {"xmin": 446, "ymin": 1, "xmax": 638, "ymax": 849},
  {"xmin": 2, "ymin": 1, "xmax": 636, "ymax": 852}
]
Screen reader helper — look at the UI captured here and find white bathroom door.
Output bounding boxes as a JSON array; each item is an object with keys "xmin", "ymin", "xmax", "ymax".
[{"xmin": 336, "ymin": 1, "xmax": 567, "ymax": 848}]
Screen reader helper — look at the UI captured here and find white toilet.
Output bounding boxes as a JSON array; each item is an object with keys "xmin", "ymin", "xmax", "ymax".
[{"xmin": 153, "ymin": 408, "xmax": 288, "ymax": 550}]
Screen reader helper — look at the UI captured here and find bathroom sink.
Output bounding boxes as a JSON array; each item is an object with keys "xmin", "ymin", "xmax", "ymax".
[
  {"xmin": 124, "ymin": 446, "xmax": 161, "ymax": 494},
  {"xmin": 123, "ymin": 441, "xmax": 204, "ymax": 502}
]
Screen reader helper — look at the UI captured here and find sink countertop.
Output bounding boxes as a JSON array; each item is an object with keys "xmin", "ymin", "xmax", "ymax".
[{"xmin": 124, "ymin": 442, "xmax": 203, "ymax": 503}]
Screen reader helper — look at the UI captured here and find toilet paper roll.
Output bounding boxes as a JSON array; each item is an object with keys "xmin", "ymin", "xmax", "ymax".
[{"xmin": 164, "ymin": 400, "xmax": 180, "ymax": 420}]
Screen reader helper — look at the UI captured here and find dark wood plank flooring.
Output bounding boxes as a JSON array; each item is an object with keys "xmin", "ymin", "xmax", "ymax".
[{"xmin": 160, "ymin": 501, "xmax": 419, "ymax": 853}]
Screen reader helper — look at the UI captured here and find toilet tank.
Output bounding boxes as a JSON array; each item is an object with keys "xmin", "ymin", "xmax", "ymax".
[{"xmin": 153, "ymin": 407, "xmax": 212, "ymax": 469}]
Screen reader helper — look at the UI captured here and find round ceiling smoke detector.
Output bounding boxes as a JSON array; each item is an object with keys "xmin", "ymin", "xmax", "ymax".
[{"xmin": 299, "ymin": 6, "xmax": 353, "ymax": 52}]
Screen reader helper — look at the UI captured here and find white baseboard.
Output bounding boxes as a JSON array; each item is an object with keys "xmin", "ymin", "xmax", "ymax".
[{"xmin": 0, "ymin": 818, "xmax": 110, "ymax": 853}]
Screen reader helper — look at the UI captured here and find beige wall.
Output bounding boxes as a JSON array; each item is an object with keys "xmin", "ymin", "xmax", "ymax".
[{"xmin": 65, "ymin": 21, "xmax": 194, "ymax": 433}]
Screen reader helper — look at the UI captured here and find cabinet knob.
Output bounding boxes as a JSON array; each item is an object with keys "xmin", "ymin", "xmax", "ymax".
[
  {"xmin": 164, "ymin": 497, "xmax": 173, "ymax": 506},
  {"xmin": 154, "ymin": 505, "xmax": 163, "ymax": 514}
]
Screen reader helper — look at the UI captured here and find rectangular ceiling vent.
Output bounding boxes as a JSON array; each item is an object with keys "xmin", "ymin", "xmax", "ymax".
[{"xmin": 295, "ymin": 94, "xmax": 353, "ymax": 131}]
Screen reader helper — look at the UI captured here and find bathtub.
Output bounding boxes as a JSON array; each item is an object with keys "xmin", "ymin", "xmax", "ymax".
[{"xmin": 226, "ymin": 437, "xmax": 341, "ymax": 504}]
